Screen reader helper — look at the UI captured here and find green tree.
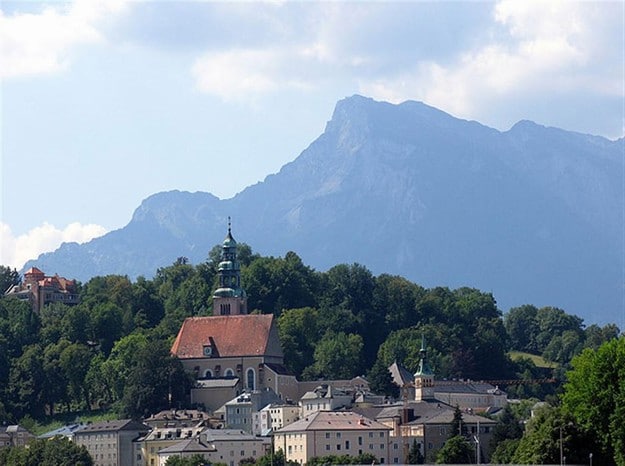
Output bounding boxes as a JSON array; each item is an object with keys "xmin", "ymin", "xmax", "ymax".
[
  {"xmin": 511, "ymin": 405, "xmax": 593, "ymax": 465},
  {"xmin": 584, "ymin": 323, "xmax": 620, "ymax": 350},
  {"xmin": 490, "ymin": 439, "xmax": 520, "ymax": 464},
  {"xmin": 407, "ymin": 439, "xmax": 424, "ymax": 464},
  {"xmin": 0, "ymin": 436, "xmax": 93, "ymax": 466},
  {"xmin": 435, "ymin": 435, "xmax": 474, "ymax": 464},
  {"xmin": 373, "ymin": 274, "xmax": 425, "ymax": 333},
  {"xmin": 562, "ymin": 337, "xmax": 625, "ymax": 465},
  {"xmin": 59, "ymin": 342, "xmax": 93, "ymax": 408},
  {"xmin": 277, "ymin": 307, "xmax": 321, "ymax": 377},
  {"xmin": 256, "ymin": 448, "xmax": 298, "ymax": 466},
  {"xmin": 165, "ymin": 454, "xmax": 207, "ymax": 466},
  {"xmin": 119, "ymin": 337, "xmax": 191, "ymax": 418},
  {"xmin": 304, "ymin": 331, "xmax": 363, "ymax": 380},
  {"xmin": 489, "ymin": 404, "xmax": 523, "ymax": 453},
  {"xmin": 8, "ymin": 344, "xmax": 46, "ymax": 418},
  {"xmin": 367, "ymin": 357, "xmax": 399, "ymax": 398},
  {"xmin": 0, "ymin": 265, "xmax": 20, "ymax": 294}
]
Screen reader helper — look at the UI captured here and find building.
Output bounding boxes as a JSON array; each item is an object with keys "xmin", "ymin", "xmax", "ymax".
[
  {"xmin": 223, "ymin": 389, "xmax": 282, "ymax": 433},
  {"xmin": 363, "ymin": 339, "xmax": 498, "ymax": 461},
  {"xmin": 390, "ymin": 337, "xmax": 508, "ymax": 412},
  {"xmin": 274, "ymin": 411, "xmax": 393, "ymax": 465},
  {"xmin": 143, "ymin": 409, "xmax": 213, "ymax": 429},
  {"xmin": 171, "ymin": 226, "xmax": 297, "ymax": 412},
  {"xmin": 0, "ymin": 425, "xmax": 35, "ymax": 448},
  {"xmin": 299, "ymin": 384, "xmax": 353, "ymax": 417},
  {"xmin": 157, "ymin": 429, "xmax": 271, "ymax": 466},
  {"xmin": 4, "ymin": 267, "xmax": 80, "ymax": 313},
  {"xmin": 138, "ymin": 423, "xmax": 205, "ymax": 466},
  {"xmin": 74, "ymin": 419, "xmax": 150, "ymax": 466},
  {"xmin": 253, "ymin": 402, "xmax": 300, "ymax": 436}
]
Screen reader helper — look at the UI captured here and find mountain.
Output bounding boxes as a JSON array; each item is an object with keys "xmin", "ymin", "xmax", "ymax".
[{"xmin": 24, "ymin": 95, "xmax": 624, "ymax": 325}]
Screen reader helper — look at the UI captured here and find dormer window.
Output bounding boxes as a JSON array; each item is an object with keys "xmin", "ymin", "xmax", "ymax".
[{"xmin": 203, "ymin": 345, "xmax": 213, "ymax": 357}]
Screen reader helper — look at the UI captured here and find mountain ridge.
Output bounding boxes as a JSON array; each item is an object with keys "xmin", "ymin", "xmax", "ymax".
[{"xmin": 23, "ymin": 95, "xmax": 624, "ymax": 325}]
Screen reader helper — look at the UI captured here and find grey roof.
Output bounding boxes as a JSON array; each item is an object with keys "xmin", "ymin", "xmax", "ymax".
[
  {"xmin": 202, "ymin": 428, "xmax": 267, "ymax": 442},
  {"xmin": 158, "ymin": 438, "xmax": 214, "ymax": 455},
  {"xmin": 38, "ymin": 424, "xmax": 82, "ymax": 439},
  {"xmin": 388, "ymin": 361, "xmax": 414, "ymax": 386},
  {"xmin": 195, "ymin": 378, "xmax": 240, "ymax": 388},
  {"xmin": 75, "ymin": 419, "xmax": 149, "ymax": 434}
]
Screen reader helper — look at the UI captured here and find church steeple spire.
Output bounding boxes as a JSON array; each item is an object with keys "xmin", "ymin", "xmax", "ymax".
[
  {"xmin": 213, "ymin": 218, "xmax": 248, "ymax": 315},
  {"xmin": 414, "ymin": 333, "xmax": 435, "ymax": 401}
]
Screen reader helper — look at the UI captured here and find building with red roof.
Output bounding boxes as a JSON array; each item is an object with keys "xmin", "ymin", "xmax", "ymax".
[{"xmin": 4, "ymin": 266, "xmax": 80, "ymax": 313}]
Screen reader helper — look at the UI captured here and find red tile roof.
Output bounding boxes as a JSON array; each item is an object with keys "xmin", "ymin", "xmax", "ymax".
[{"xmin": 171, "ymin": 315, "xmax": 279, "ymax": 359}]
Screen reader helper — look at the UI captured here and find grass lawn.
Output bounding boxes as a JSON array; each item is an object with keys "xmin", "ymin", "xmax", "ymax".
[{"xmin": 508, "ymin": 350, "xmax": 558, "ymax": 369}]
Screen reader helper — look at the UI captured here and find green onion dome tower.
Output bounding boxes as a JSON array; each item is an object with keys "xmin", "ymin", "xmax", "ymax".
[{"xmin": 213, "ymin": 217, "xmax": 248, "ymax": 315}]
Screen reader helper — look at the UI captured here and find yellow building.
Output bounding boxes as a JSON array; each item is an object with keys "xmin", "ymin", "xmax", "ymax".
[{"xmin": 273, "ymin": 411, "xmax": 392, "ymax": 465}]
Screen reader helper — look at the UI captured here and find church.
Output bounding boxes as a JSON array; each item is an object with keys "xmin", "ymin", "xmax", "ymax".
[{"xmin": 171, "ymin": 224, "xmax": 299, "ymax": 411}]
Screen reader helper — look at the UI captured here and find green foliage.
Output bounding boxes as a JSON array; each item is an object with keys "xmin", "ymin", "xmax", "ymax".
[
  {"xmin": 367, "ymin": 357, "xmax": 399, "ymax": 398},
  {"xmin": 490, "ymin": 438, "xmax": 520, "ymax": 464},
  {"xmin": 511, "ymin": 405, "xmax": 594, "ymax": 465},
  {"xmin": 307, "ymin": 453, "xmax": 379, "ymax": 465},
  {"xmin": 277, "ymin": 307, "xmax": 321, "ymax": 376},
  {"xmin": 303, "ymin": 331, "xmax": 364, "ymax": 380},
  {"xmin": 407, "ymin": 439, "xmax": 424, "ymax": 464},
  {"xmin": 435, "ymin": 435, "xmax": 474, "ymax": 464},
  {"xmin": 562, "ymin": 337, "xmax": 625, "ymax": 466},
  {"xmin": 489, "ymin": 404, "xmax": 523, "ymax": 452},
  {"xmin": 165, "ymin": 454, "xmax": 208, "ymax": 466},
  {"xmin": 450, "ymin": 406, "xmax": 466, "ymax": 438},
  {"xmin": 0, "ymin": 436, "xmax": 93, "ymax": 466},
  {"xmin": 0, "ymin": 265, "xmax": 20, "ymax": 294},
  {"xmin": 255, "ymin": 448, "xmax": 299, "ymax": 466}
]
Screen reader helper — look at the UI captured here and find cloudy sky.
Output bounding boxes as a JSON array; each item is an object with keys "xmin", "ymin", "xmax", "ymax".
[{"xmin": 1, "ymin": 0, "xmax": 623, "ymax": 269}]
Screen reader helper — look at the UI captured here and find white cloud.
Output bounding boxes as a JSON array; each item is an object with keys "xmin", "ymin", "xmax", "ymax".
[
  {"xmin": 0, "ymin": 0, "xmax": 128, "ymax": 79},
  {"xmin": 360, "ymin": 1, "xmax": 623, "ymax": 125},
  {"xmin": 0, "ymin": 222, "xmax": 107, "ymax": 270}
]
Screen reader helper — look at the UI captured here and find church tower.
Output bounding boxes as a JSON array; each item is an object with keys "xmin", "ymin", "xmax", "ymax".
[
  {"xmin": 414, "ymin": 335, "xmax": 435, "ymax": 401},
  {"xmin": 213, "ymin": 218, "xmax": 248, "ymax": 315}
]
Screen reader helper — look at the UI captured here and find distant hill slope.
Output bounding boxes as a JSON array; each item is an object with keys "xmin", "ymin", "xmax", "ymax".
[{"xmin": 24, "ymin": 95, "xmax": 624, "ymax": 325}]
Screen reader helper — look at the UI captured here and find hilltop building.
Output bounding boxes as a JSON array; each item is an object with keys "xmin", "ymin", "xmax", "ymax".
[
  {"xmin": 171, "ymin": 224, "xmax": 298, "ymax": 411},
  {"xmin": 390, "ymin": 337, "xmax": 508, "ymax": 412},
  {"xmin": 4, "ymin": 267, "xmax": 80, "ymax": 313}
]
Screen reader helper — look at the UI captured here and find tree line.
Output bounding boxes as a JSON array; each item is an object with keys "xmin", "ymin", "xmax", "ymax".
[{"xmin": 0, "ymin": 246, "xmax": 620, "ymax": 425}]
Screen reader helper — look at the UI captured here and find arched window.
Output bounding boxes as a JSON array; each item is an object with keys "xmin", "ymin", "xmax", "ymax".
[
  {"xmin": 224, "ymin": 368, "xmax": 234, "ymax": 377},
  {"xmin": 246, "ymin": 368, "xmax": 255, "ymax": 390},
  {"xmin": 204, "ymin": 369, "xmax": 213, "ymax": 379}
]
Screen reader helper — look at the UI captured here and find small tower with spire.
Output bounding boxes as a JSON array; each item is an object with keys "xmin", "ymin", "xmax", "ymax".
[
  {"xmin": 213, "ymin": 217, "xmax": 248, "ymax": 316},
  {"xmin": 414, "ymin": 334, "xmax": 435, "ymax": 401}
]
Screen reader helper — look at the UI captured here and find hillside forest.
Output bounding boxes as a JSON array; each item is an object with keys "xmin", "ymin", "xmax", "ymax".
[{"xmin": 0, "ymin": 245, "xmax": 623, "ymax": 464}]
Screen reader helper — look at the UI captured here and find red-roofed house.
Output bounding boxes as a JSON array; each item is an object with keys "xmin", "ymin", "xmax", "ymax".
[{"xmin": 4, "ymin": 267, "xmax": 80, "ymax": 313}]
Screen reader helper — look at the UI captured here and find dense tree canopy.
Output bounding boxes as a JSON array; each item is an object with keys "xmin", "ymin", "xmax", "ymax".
[
  {"xmin": 562, "ymin": 337, "xmax": 625, "ymax": 466},
  {"xmin": 0, "ymin": 243, "xmax": 622, "ymax": 458}
]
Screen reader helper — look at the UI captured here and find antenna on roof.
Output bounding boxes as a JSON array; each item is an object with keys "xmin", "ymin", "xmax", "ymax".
[{"xmin": 228, "ymin": 216, "xmax": 232, "ymax": 234}]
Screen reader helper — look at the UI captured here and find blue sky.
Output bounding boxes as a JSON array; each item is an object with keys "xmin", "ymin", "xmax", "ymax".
[{"xmin": 1, "ymin": 0, "xmax": 624, "ymax": 269}]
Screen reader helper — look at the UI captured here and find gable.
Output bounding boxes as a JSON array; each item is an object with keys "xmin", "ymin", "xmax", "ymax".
[{"xmin": 171, "ymin": 314, "xmax": 282, "ymax": 359}]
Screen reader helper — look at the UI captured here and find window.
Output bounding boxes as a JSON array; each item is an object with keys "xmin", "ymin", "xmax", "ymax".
[
  {"xmin": 336, "ymin": 432, "xmax": 341, "ymax": 438},
  {"xmin": 325, "ymin": 433, "xmax": 330, "ymax": 439},
  {"xmin": 225, "ymin": 368, "xmax": 234, "ymax": 377},
  {"xmin": 326, "ymin": 445, "xmax": 330, "ymax": 451},
  {"xmin": 379, "ymin": 432, "xmax": 384, "ymax": 438},
  {"xmin": 337, "ymin": 444, "xmax": 341, "ymax": 451},
  {"xmin": 358, "ymin": 437, "xmax": 363, "ymax": 446},
  {"xmin": 204, "ymin": 369, "xmax": 213, "ymax": 378},
  {"xmin": 345, "ymin": 441, "xmax": 350, "ymax": 449},
  {"xmin": 203, "ymin": 345, "xmax": 213, "ymax": 357},
  {"xmin": 246, "ymin": 368, "xmax": 256, "ymax": 390}
]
